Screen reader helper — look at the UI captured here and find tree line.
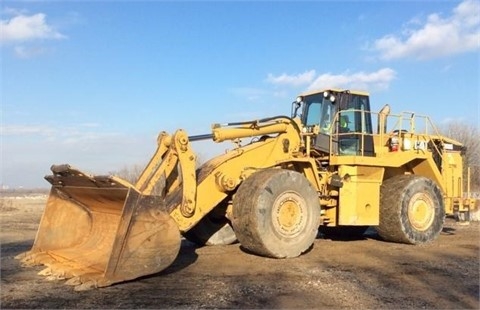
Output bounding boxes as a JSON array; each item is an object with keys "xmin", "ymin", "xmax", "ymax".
[{"xmin": 441, "ymin": 121, "xmax": 480, "ymax": 192}]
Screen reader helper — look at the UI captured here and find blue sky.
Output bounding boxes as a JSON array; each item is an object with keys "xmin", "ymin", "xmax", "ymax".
[{"xmin": 1, "ymin": 0, "xmax": 479, "ymax": 188}]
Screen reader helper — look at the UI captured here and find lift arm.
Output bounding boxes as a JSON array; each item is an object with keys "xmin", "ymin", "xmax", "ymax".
[{"xmin": 135, "ymin": 117, "xmax": 304, "ymax": 230}]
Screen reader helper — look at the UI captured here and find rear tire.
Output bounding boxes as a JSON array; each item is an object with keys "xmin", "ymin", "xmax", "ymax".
[
  {"xmin": 377, "ymin": 175, "xmax": 445, "ymax": 244},
  {"xmin": 232, "ymin": 169, "xmax": 320, "ymax": 258}
]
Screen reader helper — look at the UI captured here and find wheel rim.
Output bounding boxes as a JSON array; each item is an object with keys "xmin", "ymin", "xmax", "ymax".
[
  {"xmin": 271, "ymin": 192, "xmax": 307, "ymax": 238},
  {"xmin": 407, "ymin": 193, "xmax": 435, "ymax": 231}
]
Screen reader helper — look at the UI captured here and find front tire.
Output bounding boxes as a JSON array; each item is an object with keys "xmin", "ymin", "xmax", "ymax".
[
  {"xmin": 232, "ymin": 169, "xmax": 320, "ymax": 258},
  {"xmin": 377, "ymin": 175, "xmax": 445, "ymax": 244}
]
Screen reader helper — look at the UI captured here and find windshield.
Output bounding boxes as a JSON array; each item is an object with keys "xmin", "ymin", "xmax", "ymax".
[
  {"xmin": 302, "ymin": 92, "xmax": 373, "ymax": 135},
  {"xmin": 303, "ymin": 94, "xmax": 336, "ymax": 133}
]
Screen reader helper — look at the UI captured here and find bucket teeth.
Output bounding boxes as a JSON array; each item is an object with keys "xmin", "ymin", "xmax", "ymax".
[
  {"xmin": 65, "ymin": 277, "xmax": 82, "ymax": 286},
  {"xmin": 65, "ymin": 274, "xmax": 109, "ymax": 291},
  {"xmin": 46, "ymin": 274, "xmax": 67, "ymax": 281},
  {"xmin": 74, "ymin": 280, "xmax": 98, "ymax": 292},
  {"xmin": 17, "ymin": 251, "xmax": 57, "ymax": 267},
  {"xmin": 38, "ymin": 267, "xmax": 53, "ymax": 276},
  {"xmin": 14, "ymin": 252, "xmax": 27, "ymax": 260},
  {"xmin": 43, "ymin": 266, "xmax": 71, "ymax": 281},
  {"xmin": 18, "ymin": 251, "xmax": 110, "ymax": 289}
]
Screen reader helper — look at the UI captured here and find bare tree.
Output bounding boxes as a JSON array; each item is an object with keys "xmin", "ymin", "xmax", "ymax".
[
  {"xmin": 110, "ymin": 153, "xmax": 206, "ymax": 192},
  {"xmin": 441, "ymin": 121, "xmax": 480, "ymax": 191},
  {"xmin": 110, "ymin": 164, "xmax": 145, "ymax": 184}
]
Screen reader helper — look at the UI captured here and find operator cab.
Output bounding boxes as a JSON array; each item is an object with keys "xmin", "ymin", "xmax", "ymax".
[{"xmin": 293, "ymin": 89, "xmax": 375, "ymax": 156}]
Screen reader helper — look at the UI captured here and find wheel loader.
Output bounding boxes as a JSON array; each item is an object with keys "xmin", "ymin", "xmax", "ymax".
[{"xmin": 17, "ymin": 89, "xmax": 475, "ymax": 290}]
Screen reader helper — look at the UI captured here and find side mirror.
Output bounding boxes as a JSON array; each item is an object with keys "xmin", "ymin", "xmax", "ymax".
[{"xmin": 291, "ymin": 97, "xmax": 303, "ymax": 118}]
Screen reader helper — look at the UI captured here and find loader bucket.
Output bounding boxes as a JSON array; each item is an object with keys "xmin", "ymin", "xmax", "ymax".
[{"xmin": 16, "ymin": 165, "xmax": 181, "ymax": 291}]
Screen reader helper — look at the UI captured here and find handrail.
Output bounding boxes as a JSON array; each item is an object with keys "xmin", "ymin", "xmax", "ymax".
[{"xmin": 327, "ymin": 109, "xmax": 448, "ymax": 157}]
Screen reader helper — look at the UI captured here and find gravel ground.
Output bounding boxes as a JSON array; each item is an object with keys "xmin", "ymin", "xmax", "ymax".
[{"xmin": 1, "ymin": 197, "xmax": 479, "ymax": 309}]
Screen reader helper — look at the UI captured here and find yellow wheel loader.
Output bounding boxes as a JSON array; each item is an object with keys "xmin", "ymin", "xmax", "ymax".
[{"xmin": 17, "ymin": 89, "xmax": 476, "ymax": 290}]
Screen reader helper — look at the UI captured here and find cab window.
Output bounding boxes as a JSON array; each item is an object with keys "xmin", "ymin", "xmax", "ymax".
[{"xmin": 305, "ymin": 102, "xmax": 321, "ymax": 126}]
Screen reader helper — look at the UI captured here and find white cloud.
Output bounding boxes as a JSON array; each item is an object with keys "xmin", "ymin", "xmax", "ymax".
[
  {"xmin": 13, "ymin": 45, "xmax": 49, "ymax": 58},
  {"xmin": 0, "ymin": 124, "xmax": 117, "ymax": 145},
  {"xmin": 266, "ymin": 70, "xmax": 316, "ymax": 86},
  {"xmin": 230, "ymin": 87, "xmax": 269, "ymax": 102},
  {"xmin": 1, "ymin": 124, "xmax": 55, "ymax": 136},
  {"xmin": 231, "ymin": 85, "xmax": 295, "ymax": 103},
  {"xmin": 372, "ymin": 0, "xmax": 480, "ymax": 60},
  {"xmin": 2, "ymin": 7, "xmax": 28, "ymax": 16},
  {"xmin": 266, "ymin": 68, "xmax": 396, "ymax": 91},
  {"xmin": 0, "ymin": 12, "xmax": 66, "ymax": 44},
  {"xmin": 79, "ymin": 123, "xmax": 101, "ymax": 128}
]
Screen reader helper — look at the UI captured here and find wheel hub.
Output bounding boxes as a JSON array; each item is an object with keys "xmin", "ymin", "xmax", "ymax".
[
  {"xmin": 407, "ymin": 193, "xmax": 435, "ymax": 231},
  {"xmin": 272, "ymin": 192, "xmax": 307, "ymax": 238}
]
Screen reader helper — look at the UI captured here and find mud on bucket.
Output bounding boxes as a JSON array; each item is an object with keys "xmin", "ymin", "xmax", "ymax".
[{"xmin": 16, "ymin": 166, "xmax": 181, "ymax": 291}]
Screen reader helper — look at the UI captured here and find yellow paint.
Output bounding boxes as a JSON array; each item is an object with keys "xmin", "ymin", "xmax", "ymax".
[
  {"xmin": 337, "ymin": 165, "xmax": 383, "ymax": 225},
  {"xmin": 25, "ymin": 88, "xmax": 476, "ymax": 290},
  {"xmin": 407, "ymin": 193, "xmax": 435, "ymax": 231}
]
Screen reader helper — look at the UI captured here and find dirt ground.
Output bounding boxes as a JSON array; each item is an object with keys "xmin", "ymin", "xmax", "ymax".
[{"xmin": 1, "ymin": 196, "xmax": 479, "ymax": 309}]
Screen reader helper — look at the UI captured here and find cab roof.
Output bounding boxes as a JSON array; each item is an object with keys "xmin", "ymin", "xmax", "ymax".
[{"xmin": 298, "ymin": 88, "xmax": 370, "ymax": 97}]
